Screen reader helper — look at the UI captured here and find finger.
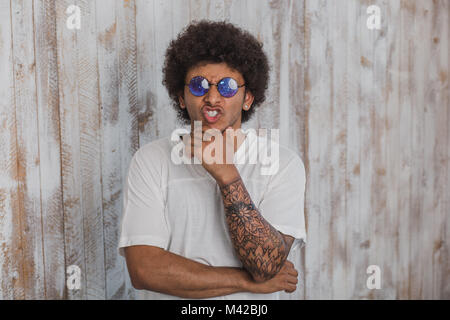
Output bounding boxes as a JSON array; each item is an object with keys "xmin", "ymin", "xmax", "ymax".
[
  {"xmin": 284, "ymin": 283, "xmax": 297, "ymax": 293},
  {"xmin": 284, "ymin": 260, "xmax": 294, "ymax": 268},
  {"xmin": 287, "ymin": 267, "xmax": 299, "ymax": 277},
  {"xmin": 286, "ymin": 274, "xmax": 298, "ymax": 285}
]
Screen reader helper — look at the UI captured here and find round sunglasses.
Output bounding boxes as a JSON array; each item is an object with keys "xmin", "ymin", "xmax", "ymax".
[{"xmin": 185, "ymin": 76, "xmax": 245, "ymax": 98}]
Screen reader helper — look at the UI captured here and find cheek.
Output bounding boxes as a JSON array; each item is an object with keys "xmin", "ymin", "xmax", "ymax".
[
  {"xmin": 227, "ymin": 103, "xmax": 244, "ymax": 120},
  {"xmin": 183, "ymin": 94, "xmax": 200, "ymax": 110},
  {"xmin": 229, "ymin": 97, "xmax": 244, "ymax": 113}
]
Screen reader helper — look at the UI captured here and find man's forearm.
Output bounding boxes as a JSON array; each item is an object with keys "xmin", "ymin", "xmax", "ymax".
[
  {"xmin": 219, "ymin": 176, "xmax": 289, "ymax": 282},
  {"xmin": 126, "ymin": 246, "xmax": 253, "ymax": 299},
  {"xmin": 168, "ymin": 266, "xmax": 253, "ymax": 299}
]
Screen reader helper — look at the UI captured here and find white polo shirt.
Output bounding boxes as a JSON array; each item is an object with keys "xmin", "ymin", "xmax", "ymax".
[{"xmin": 118, "ymin": 128, "xmax": 307, "ymax": 300}]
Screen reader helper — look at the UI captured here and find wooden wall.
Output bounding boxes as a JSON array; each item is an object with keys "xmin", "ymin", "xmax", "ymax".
[{"xmin": 0, "ymin": 0, "xmax": 448, "ymax": 299}]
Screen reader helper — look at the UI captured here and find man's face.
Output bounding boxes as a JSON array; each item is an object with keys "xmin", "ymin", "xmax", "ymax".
[{"xmin": 179, "ymin": 62, "xmax": 254, "ymax": 133}]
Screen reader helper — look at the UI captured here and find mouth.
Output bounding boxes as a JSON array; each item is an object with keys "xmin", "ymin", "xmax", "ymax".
[{"xmin": 202, "ymin": 106, "xmax": 223, "ymax": 124}]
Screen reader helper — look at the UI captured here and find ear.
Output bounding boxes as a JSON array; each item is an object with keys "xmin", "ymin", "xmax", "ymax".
[
  {"xmin": 243, "ymin": 91, "xmax": 254, "ymax": 111},
  {"xmin": 178, "ymin": 94, "xmax": 186, "ymax": 109}
]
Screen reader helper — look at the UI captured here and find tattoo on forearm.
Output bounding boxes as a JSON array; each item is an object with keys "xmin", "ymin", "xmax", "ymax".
[{"xmin": 220, "ymin": 177, "xmax": 288, "ymax": 280}]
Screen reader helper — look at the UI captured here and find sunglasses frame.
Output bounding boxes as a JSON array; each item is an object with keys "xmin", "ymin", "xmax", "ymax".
[{"xmin": 185, "ymin": 76, "xmax": 246, "ymax": 98}]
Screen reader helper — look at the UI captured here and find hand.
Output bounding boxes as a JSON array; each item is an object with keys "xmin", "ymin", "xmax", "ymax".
[
  {"xmin": 246, "ymin": 260, "xmax": 299, "ymax": 294},
  {"xmin": 182, "ymin": 126, "xmax": 241, "ymax": 184}
]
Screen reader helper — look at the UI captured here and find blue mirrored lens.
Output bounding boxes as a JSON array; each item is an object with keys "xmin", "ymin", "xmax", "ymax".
[
  {"xmin": 218, "ymin": 78, "xmax": 239, "ymax": 97},
  {"xmin": 189, "ymin": 76, "xmax": 209, "ymax": 96},
  {"xmin": 189, "ymin": 76, "xmax": 239, "ymax": 97}
]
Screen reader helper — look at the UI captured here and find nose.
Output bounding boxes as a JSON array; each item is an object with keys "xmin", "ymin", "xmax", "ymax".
[{"xmin": 204, "ymin": 84, "xmax": 222, "ymax": 105}]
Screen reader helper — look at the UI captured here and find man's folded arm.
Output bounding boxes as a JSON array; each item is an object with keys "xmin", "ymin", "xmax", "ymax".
[
  {"xmin": 219, "ymin": 177, "xmax": 296, "ymax": 283},
  {"xmin": 124, "ymin": 244, "xmax": 255, "ymax": 299}
]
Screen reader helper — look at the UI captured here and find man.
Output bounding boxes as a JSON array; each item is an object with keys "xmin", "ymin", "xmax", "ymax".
[{"xmin": 119, "ymin": 20, "xmax": 306, "ymax": 299}]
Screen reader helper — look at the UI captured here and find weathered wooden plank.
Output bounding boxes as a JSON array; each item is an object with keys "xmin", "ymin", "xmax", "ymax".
[
  {"xmin": 10, "ymin": 0, "xmax": 46, "ymax": 299},
  {"xmin": 324, "ymin": 0, "xmax": 348, "ymax": 299},
  {"xmin": 343, "ymin": 0, "xmax": 363, "ymax": 300},
  {"xmin": 136, "ymin": 0, "xmax": 179, "ymax": 144},
  {"xmin": 384, "ymin": 0, "xmax": 403, "ymax": 299},
  {"xmin": 398, "ymin": 1, "xmax": 415, "ymax": 299},
  {"xmin": 304, "ymin": 0, "xmax": 331, "ymax": 300},
  {"xmin": 367, "ymin": 0, "xmax": 390, "ymax": 299},
  {"xmin": 170, "ymin": 0, "xmax": 192, "ymax": 37},
  {"xmin": 414, "ymin": 0, "xmax": 431, "ymax": 300},
  {"xmin": 117, "ymin": 0, "xmax": 140, "ymax": 299},
  {"xmin": 135, "ymin": 0, "xmax": 157, "ymax": 144},
  {"xmin": 426, "ymin": 0, "xmax": 448, "ymax": 300},
  {"xmin": 444, "ymin": 0, "xmax": 450, "ymax": 300},
  {"xmin": 289, "ymin": 0, "xmax": 307, "ymax": 161},
  {"xmin": 96, "ymin": 0, "xmax": 137, "ymax": 300},
  {"xmin": 302, "ymin": 0, "xmax": 314, "ymax": 301},
  {"xmin": 55, "ymin": 0, "xmax": 86, "ymax": 300},
  {"xmin": 33, "ymin": 0, "xmax": 66, "ymax": 299},
  {"xmin": 287, "ymin": 0, "xmax": 307, "ymax": 300},
  {"xmin": 417, "ymin": 0, "xmax": 435, "ymax": 299},
  {"xmin": 0, "ymin": 0, "xmax": 23, "ymax": 300},
  {"xmin": 445, "ymin": 4, "xmax": 450, "ymax": 297},
  {"xmin": 277, "ymin": 0, "xmax": 294, "ymax": 148},
  {"xmin": 407, "ymin": 0, "xmax": 429, "ymax": 299},
  {"xmin": 255, "ymin": 0, "xmax": 283, "ymax": 131},
  {"xmin": 189, "ymin": 0, "xmax": 225, "ymax": 21},
  {"xmin": 76, "ymin": 0, "xmax": 106, "ymax": 300},
  {"xmin": 96, "ymin": 0, "xmax": 121, "ymax": 300},
  {"xmin": 354, "ymin": 0, "xmax": 379, "ymax": 300}
]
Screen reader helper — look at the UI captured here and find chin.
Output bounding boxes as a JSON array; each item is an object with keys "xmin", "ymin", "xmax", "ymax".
[{"xmin": 203, "ymin": 123, "xmax": 222, "ymax": 131}]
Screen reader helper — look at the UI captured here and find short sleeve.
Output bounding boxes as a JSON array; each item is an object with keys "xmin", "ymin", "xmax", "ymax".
[
  {"xmin": 258, "ymin": 153, "xmax": 307, "ymax": 251},
  {"xmin": 118, "ymin": 146, "xmax": 170, "ymax": 257}
]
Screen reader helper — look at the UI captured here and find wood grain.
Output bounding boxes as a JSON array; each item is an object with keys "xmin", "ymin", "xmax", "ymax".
[
  {"xmin": 0, "ymin": 0, "xmax": 22, "ymax": 300},
  {"xmin": 55, "ymin": 0, "xmax": 86, "ymax": 300},
  {"xmin": 0, "ymin": 0, "xmax": 448, "ymax": 300},
  {"xmin": 10, "ymin": 0, "xmax": 45, "ymax": 299},
  {"xmin": 33, "ymin": 0, "xmax": 66, "ymax": 299}
]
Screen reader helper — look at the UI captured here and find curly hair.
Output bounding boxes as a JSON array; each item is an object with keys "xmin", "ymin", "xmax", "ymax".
[{"xmin": 162, "ymin": 20, "xmax": 270, "ymax": 125}]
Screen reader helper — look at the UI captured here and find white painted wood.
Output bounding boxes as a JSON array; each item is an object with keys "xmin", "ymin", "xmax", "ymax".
[
  {"xmin": 409, "ymin": 0, "xmax": 431, "ymax": 299},
  {"xmin": 395, "ymin": 0, "xmax": 414, "ymax": 299},
  {"xmin": 383, "ymin": 0, "xmax": 400, "ymax": 300},
  {"xmin": 55, "ymin": 0, "xmax": 86, "ymax": 300},
  {"xmin": 96, "ymin": 0, "xmax": 131, "ymax": 300},
  {"xmin": 76, "ymin": 0, "xmax": 106, "ymax": 300},
  {"xmin": 10, "ymin": 0, "xmax": 45, "ymax": 299},
  {"xmin": 0, "ymin": 0, "xmax": 448, "ymax": 300},
  {"xmin": 116, "ymin": 0, "xmax": 141, "ymax": 299},
  {"xmin": 444, "ymin": 0, "xmax": 450, "ymax": 299},
  {"xmin": 343, "ymin": 0, "xmax": 362, "ymax": 300},
  {"xmin": 0, "ymin": 0, "xmax": 21, "ymax": 300},
  {"xmin": 33, "ymin": 0, "xmax": 66, "ymax": 299},
  {"xmin": 304, "ymin": 0, "xmax": 328, "ymax": 300}
]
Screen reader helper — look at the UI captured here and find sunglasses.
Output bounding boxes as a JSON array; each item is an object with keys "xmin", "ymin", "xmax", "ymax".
[{"xmin": 185, "ymin": 76, "xmax": 245, "ymax": 98}]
